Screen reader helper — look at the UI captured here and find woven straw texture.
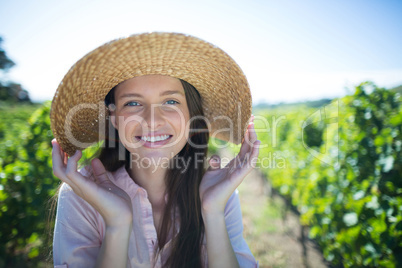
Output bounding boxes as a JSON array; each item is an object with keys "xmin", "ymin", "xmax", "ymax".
[{"xmin": 50, "ymin": 32, "xmax": 252, "ymax": 156}]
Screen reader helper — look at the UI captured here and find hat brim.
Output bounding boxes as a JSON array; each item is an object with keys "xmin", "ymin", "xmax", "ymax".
[{"xmin": 50, "ymin": 32, "xmax": 252, "ymax": 156}]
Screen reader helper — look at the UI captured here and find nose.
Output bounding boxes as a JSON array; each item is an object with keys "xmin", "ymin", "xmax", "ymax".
[{"xmin": 143, "ymin": 104, "xmax": 165, "ymax": 131}]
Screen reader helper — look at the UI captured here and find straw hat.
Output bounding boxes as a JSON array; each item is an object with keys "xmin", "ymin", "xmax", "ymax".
[{"xmin": 50, "ymin": 32, "xmax": 252, "ymax": 156}]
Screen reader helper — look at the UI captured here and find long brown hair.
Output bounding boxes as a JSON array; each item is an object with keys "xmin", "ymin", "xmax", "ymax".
[{"xmin": 101, "ymin": 78, "xmax": 209, "ymax": 267}]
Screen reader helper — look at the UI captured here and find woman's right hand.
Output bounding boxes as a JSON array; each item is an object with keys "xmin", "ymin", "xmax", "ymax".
[{"xmin": 51, "ymin": 139, "xmax": 133, "ymax": 228}]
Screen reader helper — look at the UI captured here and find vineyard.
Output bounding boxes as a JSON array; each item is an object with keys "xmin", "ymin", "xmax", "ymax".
[
  {"xmin": 0, "ymin": 82, "xmax": 401, "ymax": 267},
  {"xmin": 255, "ymin": 82, "xmax": 402, "ymax": 267},
  {"xmin": 0, "ymin": 102, "xmax": 55, "ymax": 267}
]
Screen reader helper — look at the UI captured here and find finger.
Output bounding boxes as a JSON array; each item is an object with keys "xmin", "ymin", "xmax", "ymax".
[
  {"xmin": 245, "ymin": 121, "xmax": 258, "ymax": 151},
  {"xmin": 226, "ymin": 154, "xmax": 243, "ymax": 173},
  {"xmin": 229, "ymin": 122, "xmax": 256, "ymax": 172},
  {"xmin": 65, "ymin": 150, "xmax": 82, "ymax": 180},
  {"xmin": 64, "ymin": 152, "xmax": 68, "ymax": 166},
  {"xmin": 249, "ymin": 140, "xmax": 261, "ymax": 168},
  {"xmin": 249, "ymin": 114, "xmax": 254, "ymax": 124},
  {"xmin": 249, "ymin": 121, "xmax": 258, "ymax": 144},
  {"xmin": 232, "ymin": 138, "xmax": 261, "ymax": 173},
  {"xmin": 52, "ymin": 138, "xmax": 65, "ymax": 162},
  {"xmin": 54, "ymin": 140, "xmax": 70, "ymax": 166},
  {"xmin": 242, "ymin": 138, "xmax": 261, "ymax": 169},
  {"xmin": 238, "ymin": 123, "xmax": 253, "ymax": 159},
  {"xmin": 60, "ymin": 145, "xmax": 64, "ymax": 160},
  {"xmin": 52, "ymin": 140, "xmax": 66, "ymax": 180},
  {"xmin": 241, "ymin": 114, "xmax": 254, "ymax": 142},
  {"xmin": 92, "ymin": 158, "xmax": 110, "ymax": 184},
  {"xmin": 55, "ymin": 140, "xmax": 68, "ymax": 166},
  {"xmin": 207, "ymin": 155, "xmax": 221, "ymax": 171},
  {"xmin": 59, "ymin": 145, "xmax": 68, "ymax": 166}
]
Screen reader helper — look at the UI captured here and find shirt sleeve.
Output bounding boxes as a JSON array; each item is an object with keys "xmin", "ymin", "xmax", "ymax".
[
  {"xmin": 53, "ymin": 180, "xmax": 104, "ymax": 268},
  {"xmin": 224, "ymin": 189, "xmax": 259, "ymax": 268}
]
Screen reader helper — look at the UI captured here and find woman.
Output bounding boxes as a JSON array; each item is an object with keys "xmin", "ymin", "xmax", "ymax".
[{"xmin": 51, "ymin": 32, "xmax": 260, "ymax": 268}]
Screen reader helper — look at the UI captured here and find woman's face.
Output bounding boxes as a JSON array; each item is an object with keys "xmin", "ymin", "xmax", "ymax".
[{"xmin": 111, "ymin": 75, "xmax": 190, "ymax": 165}]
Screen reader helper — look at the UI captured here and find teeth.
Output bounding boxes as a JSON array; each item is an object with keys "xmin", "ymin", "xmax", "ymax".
[{"xmin": 140, "ymin": 135, "xmax": 170, "ymax": 142}]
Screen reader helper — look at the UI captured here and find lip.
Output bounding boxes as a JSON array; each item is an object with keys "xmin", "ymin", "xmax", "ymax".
[{"xmin": 134, "ymin": 135, "xmax": 173, "ymax": 148}]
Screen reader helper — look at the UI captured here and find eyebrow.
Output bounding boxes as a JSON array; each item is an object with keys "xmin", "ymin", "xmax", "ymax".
[
  {"xmin": 119, "ymin": 90, "xmax": 184, "ymax": 99},
  {"xmin": 161, "ymin": 90, "xmax": 185, "ymax": 96}
]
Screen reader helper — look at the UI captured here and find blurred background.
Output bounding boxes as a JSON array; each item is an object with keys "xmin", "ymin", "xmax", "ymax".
[{"xmin": 0, "ymin": 0, "xmax": 401, "ymax": 267}]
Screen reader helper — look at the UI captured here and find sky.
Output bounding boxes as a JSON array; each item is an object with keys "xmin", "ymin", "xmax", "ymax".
[{"xmin": 0, "ymin": 0, "xmax": 401, "ymax": 104}]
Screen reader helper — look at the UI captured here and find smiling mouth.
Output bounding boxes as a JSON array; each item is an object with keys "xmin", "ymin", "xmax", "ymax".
[{"xmin": 135, "ymin": 135, "xmax": 173, "ymax": 143}]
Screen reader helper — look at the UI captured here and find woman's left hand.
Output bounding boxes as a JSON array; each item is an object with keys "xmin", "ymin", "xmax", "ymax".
[{"xmin": 199, "ymin": 115, "xmax": 260, "ymax": 215}]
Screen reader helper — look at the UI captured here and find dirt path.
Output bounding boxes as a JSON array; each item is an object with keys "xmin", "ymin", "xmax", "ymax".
[{"xmin": 221, "ymin": 150, "xmax": 330, "ymax": 268}]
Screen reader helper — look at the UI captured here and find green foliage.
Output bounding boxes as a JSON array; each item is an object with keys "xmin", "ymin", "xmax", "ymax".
[
  {"xmin": 390, "ymin": 84, "xmax": 402, "ymax": 96},
  {"xmin": 0, "ymin": 102, "xmax": 57, "ymax": 267},
  {"xmin": 0, "ymin": 36, "xmax": 15, "ymax": 71},
  {"xmin": 0, "ymin": 82, "xmax": 31, "ymax": 103},
  {"xmin": 0, "ymin": 36, "xmax": 31, "ymax": 103},
  {"xmin": 256, "ymin": 82, "xmax": 402, "ymax": 267}
]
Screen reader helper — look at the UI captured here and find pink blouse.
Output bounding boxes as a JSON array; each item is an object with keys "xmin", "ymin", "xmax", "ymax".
[{"xmin": 53, "ymin": 166, "xmax": 259, "ymax": 267}]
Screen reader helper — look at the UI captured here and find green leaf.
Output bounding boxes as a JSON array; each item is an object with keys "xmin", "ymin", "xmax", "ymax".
[{"xmin": 343, "ymin": 212, "xmax": 358, "ymax": 227}]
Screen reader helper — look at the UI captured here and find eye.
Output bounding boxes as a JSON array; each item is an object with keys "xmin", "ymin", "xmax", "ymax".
[
  {"xmin": 165, "ymin": 100, "xmax": 179, "ymax": 105},
  {"xmin": 124, "ymin": 101, "xmax": 141, "ymax": 107}
]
